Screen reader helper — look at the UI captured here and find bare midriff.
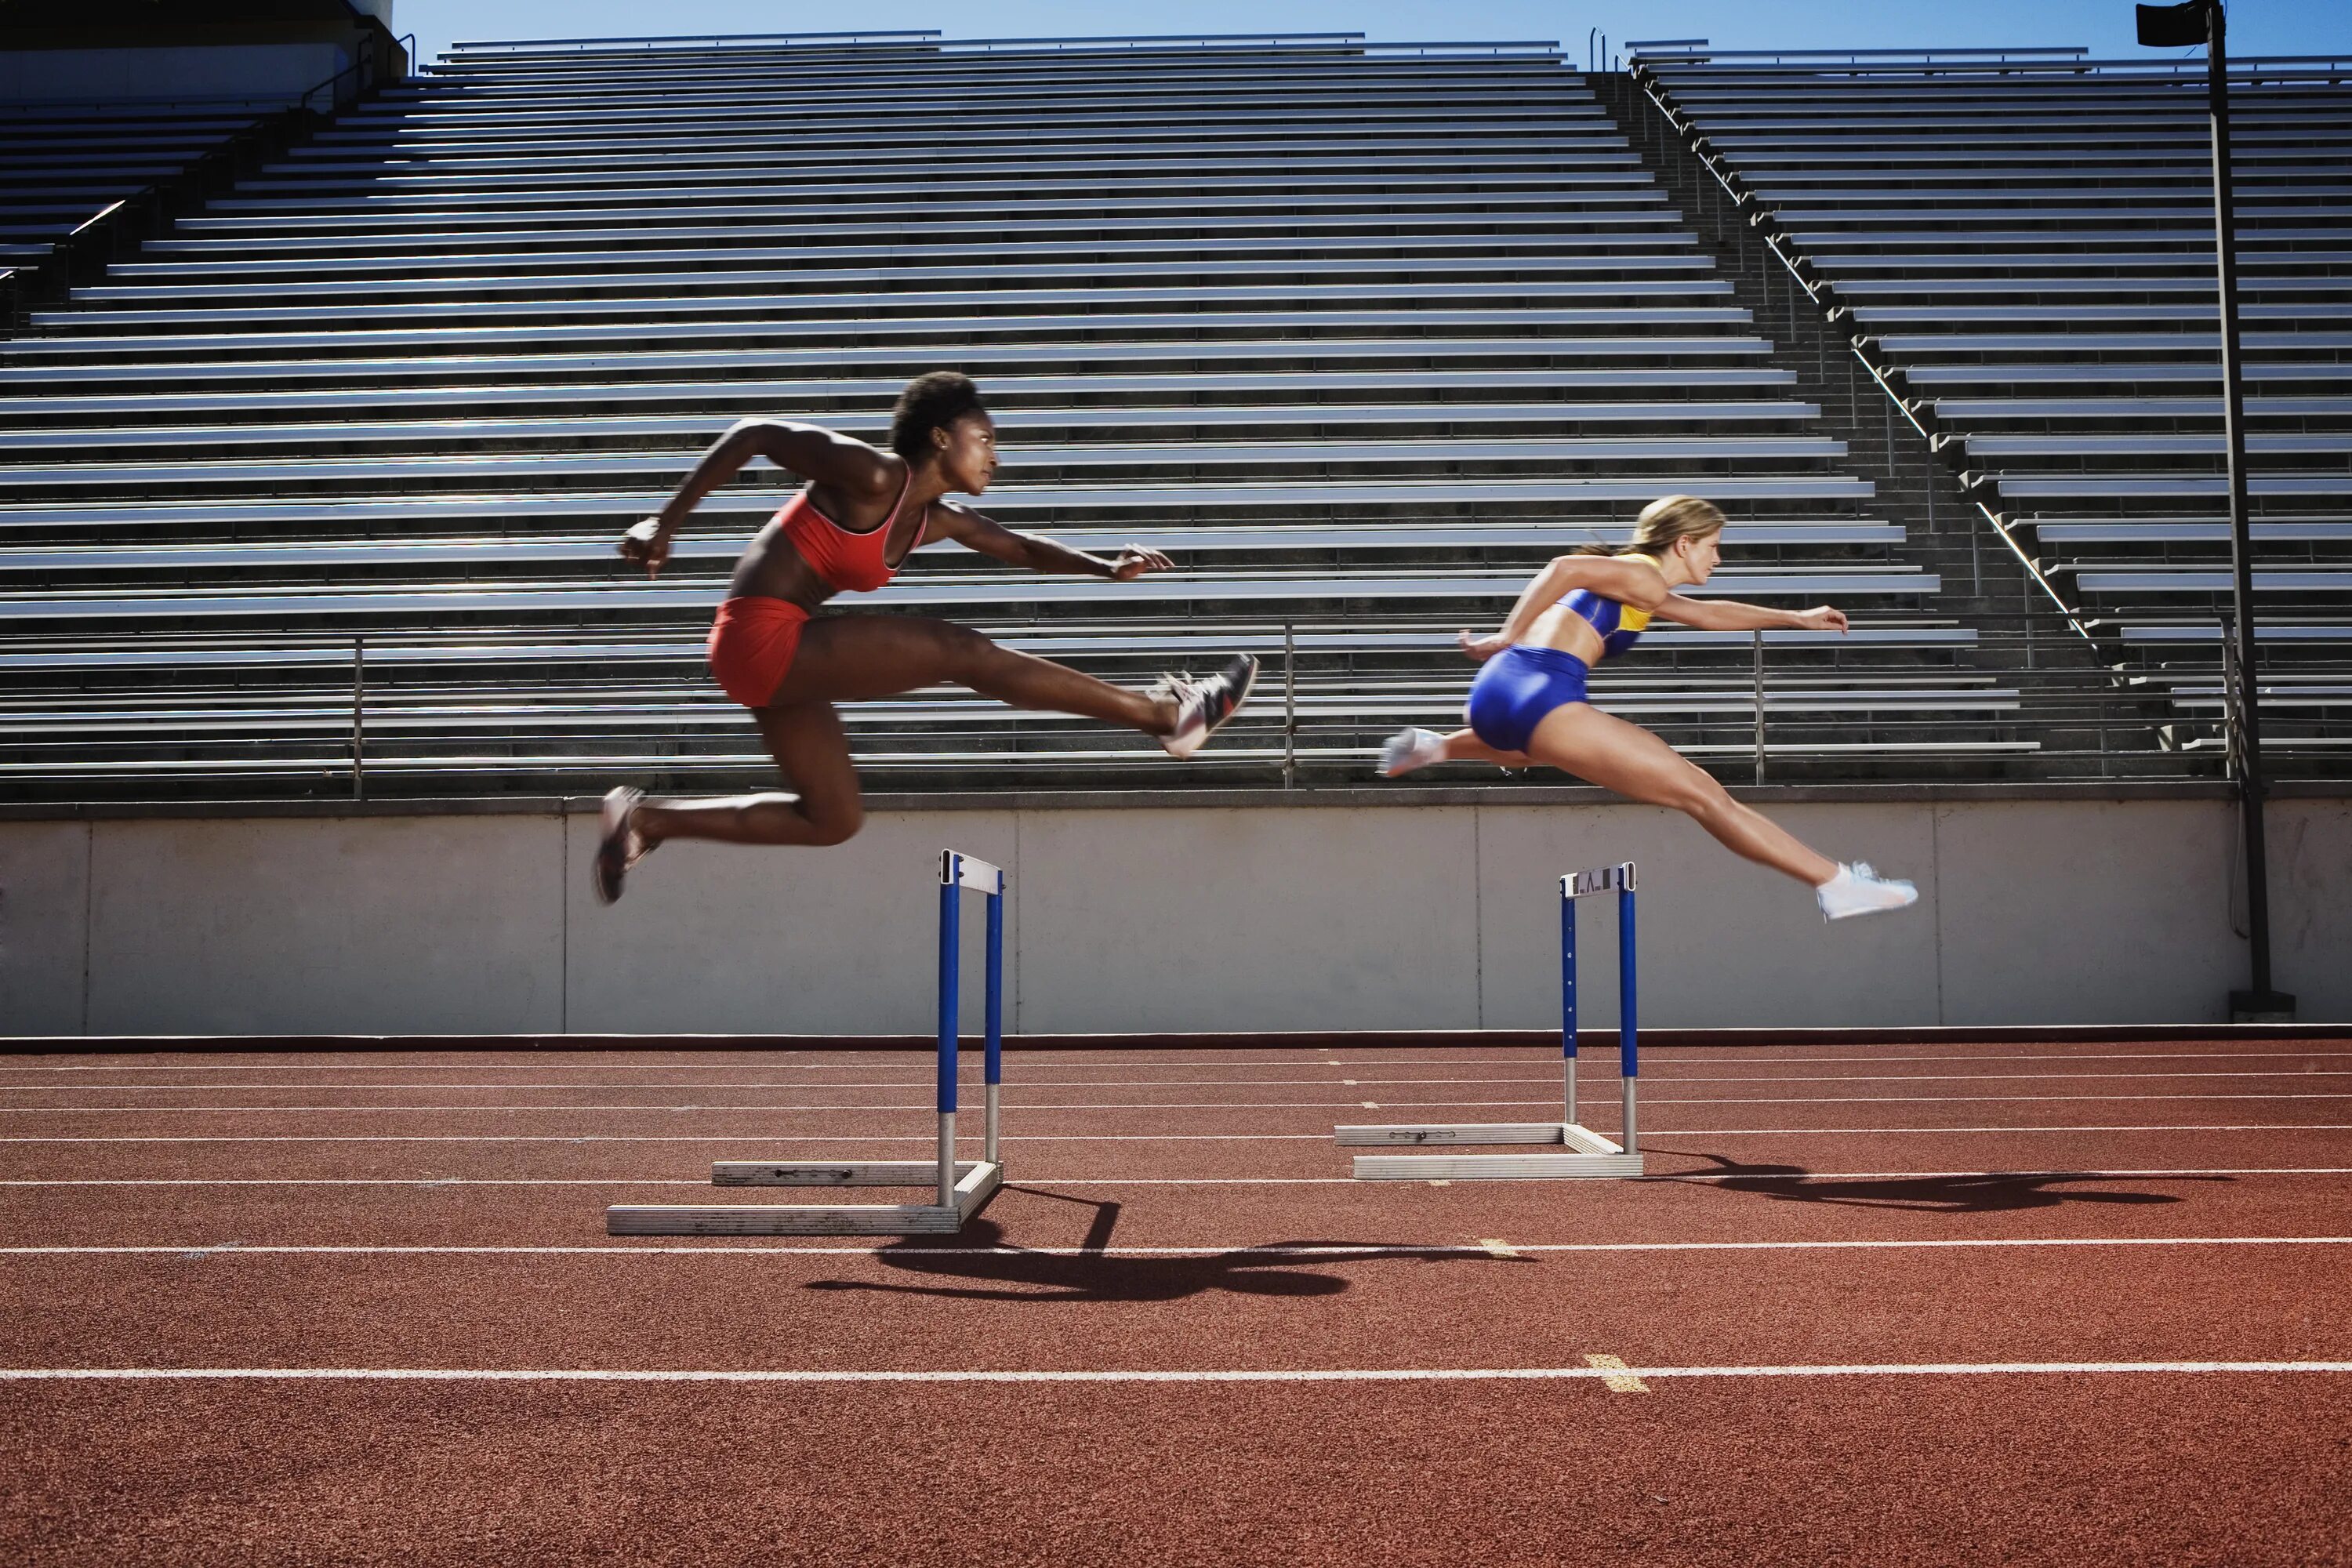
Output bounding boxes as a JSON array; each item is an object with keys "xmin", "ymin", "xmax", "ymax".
[{"xmin": 1521, "ymin": 604, "xmax": 1610, "ymax": 664}]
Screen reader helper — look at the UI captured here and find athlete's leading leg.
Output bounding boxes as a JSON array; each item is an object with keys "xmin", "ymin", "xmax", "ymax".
[
  {"xmin": 776, "ymin": 614, "xmax": 1164, "ymax": 730},
  {"xmin": 777, "ymin": 613, "xmax": 1254, "ymax": 757},
  {"xmin": 1525, "ymin": 702, "xmax": 1837, "ymax": 886}
]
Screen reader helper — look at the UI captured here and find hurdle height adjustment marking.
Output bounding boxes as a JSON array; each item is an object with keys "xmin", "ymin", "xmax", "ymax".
[
  {"xmin": 605, "ymin": 851, "xmax": 1009, "ymax": 1236},
  {"xmin": 1337, "ymin": 862, "xmax": 1644, "ymax": 1180}
]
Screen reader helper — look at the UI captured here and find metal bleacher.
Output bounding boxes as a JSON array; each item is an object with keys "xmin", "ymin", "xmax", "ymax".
[
  {"xmin": 1632, "ymin": 45, "xmax": 2352, "ymax": 768},
  {"xmin": 2, "ymin": 33, "xmax": 2060, "ymax": 800},
  {"xmin": 0, "ymin": 98, "xmax": 291, "ymax": 311}
]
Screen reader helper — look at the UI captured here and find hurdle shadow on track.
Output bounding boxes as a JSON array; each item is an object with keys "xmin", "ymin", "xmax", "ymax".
[
  {"xmin": 803, "ymin": 1186, "xmax": 1515, "ymax": 1303},
  {"xmin": 1652, "ymin": 1151, "xmax": 2228, "ymax": 1214}
]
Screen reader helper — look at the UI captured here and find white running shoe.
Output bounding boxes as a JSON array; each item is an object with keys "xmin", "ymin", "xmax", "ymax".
[
  {"xmin": 1380, "ymin": 726, "xmax": 1447, "ymax": 778},
  {"xmin": 1816, "ymin": 861, "xmax": 1918, "ymax": 921},
  {"xmin": 592, "ymin": 786, "xmax": 651, "ymax": 906},
  {"xmin": 1157, "ymin": 654, "xmax": 1259, "ymax": 759}
]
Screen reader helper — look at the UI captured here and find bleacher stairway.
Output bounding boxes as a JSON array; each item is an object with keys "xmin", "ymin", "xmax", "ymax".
[
  {"xmin": 0, "ymin": 34, "xmax": 2182, "ymax": 800},
  {"xmin": 1628, "ymin": 47, "xmax": 2352, "ymax": 775}
]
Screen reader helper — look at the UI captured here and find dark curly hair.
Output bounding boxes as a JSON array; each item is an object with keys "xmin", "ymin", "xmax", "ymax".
[{"xmin": 890, "ymin": 371, "xmax": 987, "ymax": 463}]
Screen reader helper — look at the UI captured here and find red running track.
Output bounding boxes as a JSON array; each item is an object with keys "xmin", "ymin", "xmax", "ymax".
[{"xmin": 3, "ymin": 1039, "xmax": 2350, "ymax": 1566}]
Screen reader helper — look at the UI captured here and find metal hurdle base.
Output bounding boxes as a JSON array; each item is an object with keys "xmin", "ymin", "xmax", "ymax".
[
  {"xmin": 1338, "ymin": 861, "xmax": 1644, "ymax": 1182},
  {"xmin": 1336, "ymin": 1120, "xmax": 1642, "ymax": 1180},
  {"xmin": 606, "ymin": 1157, "xmax": 1004, "ymax": 1236},
  {"xmin": 604, "ymin": 849, "xmax": 1011, "ymax": 1238}
]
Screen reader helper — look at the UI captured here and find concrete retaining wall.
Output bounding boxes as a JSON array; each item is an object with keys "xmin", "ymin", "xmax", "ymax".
[{"xmin": 2, "ymin": 793, "xmax": 2345, "ymax": 1036}]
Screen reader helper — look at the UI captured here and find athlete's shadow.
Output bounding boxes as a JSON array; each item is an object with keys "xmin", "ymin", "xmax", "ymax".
[
  {"xmin": 1654, "ymin": 1149, "xmax": 2226, "ymax": 1212},
  {"xmin": 803, "ymin": 1188, "xmax": 1515, "ymax": 1303}
]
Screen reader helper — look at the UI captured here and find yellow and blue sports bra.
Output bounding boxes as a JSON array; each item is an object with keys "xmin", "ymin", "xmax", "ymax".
[{"xmin": 1559, "ymin": 555, "xmax": 1653, "ymax": 661}]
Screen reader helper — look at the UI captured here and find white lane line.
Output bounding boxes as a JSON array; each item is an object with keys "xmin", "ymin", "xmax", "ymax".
[
  {"xmin": 5, "ymin": 1125, "xmax": 2352, "ymax": 1145},
  {"xmin": 10, "ymin": 1069, "xmax": 2351, "ymax": 1094},
  {"xmin": 11, "ymin": 1091, "xmax": 2352, "ymax": 1115},
  {"xmin": 1, "ymin": 1361, "xmax": 2347, "ymax": 1385},
  {"xmin": 5, "ymin": 1236, "xmax": 2350, "ymax": 1260},
  {"xmin": 5, "ymin": 1166, "xmax": 2349, "ymax": 1189},
  {"xmin": 1584, "ymin": 1354, "xmax": 1650, "ymax": 1393},
  {"xmin": 5, "ymin": 1048, "xmax": 2346, "ymax": 1076}
]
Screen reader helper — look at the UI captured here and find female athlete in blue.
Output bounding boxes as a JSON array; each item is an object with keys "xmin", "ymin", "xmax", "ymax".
[{"xmin": 1382, "ymin": 495, "xmax": 1917, "ymax": 920}]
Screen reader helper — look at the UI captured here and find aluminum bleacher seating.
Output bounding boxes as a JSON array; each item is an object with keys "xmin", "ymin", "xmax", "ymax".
[
  {"xmin": 1633, "ymin": 46, "xmax": 2352, "ymax": 765},
  {"xmin": 2, "ymin": 34, "xmax": 2061, "ymax": 799},
  {"xmin": 0, "ymin": 98, "xmax": 299, "ymax": 323}
]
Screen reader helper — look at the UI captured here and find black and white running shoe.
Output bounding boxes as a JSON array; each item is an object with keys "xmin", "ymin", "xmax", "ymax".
[
  {"xmin": 592, "ymin": 786, "xmax": 650, "ymax": 906},
  {"xmin": 1157, "ymin": 654, "xmax": 1259, "ymax": 759}
]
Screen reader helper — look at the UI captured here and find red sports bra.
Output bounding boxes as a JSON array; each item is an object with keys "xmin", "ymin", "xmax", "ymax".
[{"xmin": 776, "ymin": 468, "xmax": 925, "ymax": 593}]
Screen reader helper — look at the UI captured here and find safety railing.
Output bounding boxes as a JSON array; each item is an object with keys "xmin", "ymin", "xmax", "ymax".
[
  {"xmin": 13, "ymin": 622, "xmax": 2348, "ymax": 806},
  {"xmin": 351, "ymin": 636, "xmax": 366, "ymax": 801},
  {"xmin": 1626, "ymin": 61, "xmax": 2121, "ymax": 662},
  {"xmin": 1625, "ymin": 44, "xmax": 2092, "ymax": 64},
  {"xmin": 446, "ymin": 31, "xmax": 942, "ymax": 53},
  {"xmin": 437, "ymin": 32, "xmax": 1561, "ymax": 60}
]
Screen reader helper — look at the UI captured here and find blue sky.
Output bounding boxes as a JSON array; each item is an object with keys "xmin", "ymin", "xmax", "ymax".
[{"xmin": 387, "ymin": 0, "xmax": 2352, "ymax": 70}]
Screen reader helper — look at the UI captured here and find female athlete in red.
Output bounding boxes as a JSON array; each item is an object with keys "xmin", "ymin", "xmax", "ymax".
[{"xmin": 593, "ymin": 372, "xmax": 1255, "ymax": 902}]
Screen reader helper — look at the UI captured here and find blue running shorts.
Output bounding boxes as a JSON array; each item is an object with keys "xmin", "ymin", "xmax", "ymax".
[{"xmin": 1465, "ymin": 644, "xmax": 1591, "ymax": 753}]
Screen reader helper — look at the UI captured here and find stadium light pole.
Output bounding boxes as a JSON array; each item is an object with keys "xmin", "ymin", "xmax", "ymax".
[{"xmin": 2135, "ymin": 0, "xmax": 2291, "ymax": 1020}]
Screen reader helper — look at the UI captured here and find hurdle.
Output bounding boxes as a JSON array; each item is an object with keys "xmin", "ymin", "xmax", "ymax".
[
  {"xmin": 1337, "ymin": 861, "xmax": 1643, "ymax": 1179},
  {"xmin": 605, "ymin": 849, "xmax": 1009, "ymax": 1236}
]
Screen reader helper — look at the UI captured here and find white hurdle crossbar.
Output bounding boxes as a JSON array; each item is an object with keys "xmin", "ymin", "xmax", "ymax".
[
  {"xmin": 606, "ymin": 850, "xmax": 1009, "ymax": 1236},
  {"xmin": 1337, "ymin": 861, "xmax": 1644, "ymax": 1180}
]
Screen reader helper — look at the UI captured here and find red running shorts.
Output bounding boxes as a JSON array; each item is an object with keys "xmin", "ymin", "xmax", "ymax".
[{"xmin": 706, "ymin": 596, "xmax": 811, "ymax": 709}]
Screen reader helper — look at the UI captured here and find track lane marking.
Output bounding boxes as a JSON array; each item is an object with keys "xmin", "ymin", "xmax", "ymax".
[
  {"xmin": 11, "ymin": 1068, "xmax": 2352, "ymax": 1093},
  {"xmin": 5, "ymin": 1167, "xmax": 2352, "ymax": 1187},
  {"xmin": 5, "ymin": 1047, "xmax": 2349, "ymax": 1075},
  {"xmin": 2, "ymin": 1361, "xmax": 2347, "ymax": 1385},
  {"xmin": 6, "ymin": 1124, "xmax": 2352, "ymax": 1144},
  {"xmin": 1584, "ymin": 1354, "xmax": 1650, "ymax": 1392},
  {"xmin": 4, "ymin": 1236, "xmax": 2350, "ymax": 1259},
  {"xmin": 13, "ymin": 1089, "xmax": 2352, "ymax": 1114}
]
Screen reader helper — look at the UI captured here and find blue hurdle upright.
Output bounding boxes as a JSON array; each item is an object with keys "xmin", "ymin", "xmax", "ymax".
[
  {"xmin": 606, "ymin": 850, "xmax": 1009, "ymax": 1236},
  {"xmin": 1336, "ymin": 861, "xmax": 1643, "ymax": 1179}
]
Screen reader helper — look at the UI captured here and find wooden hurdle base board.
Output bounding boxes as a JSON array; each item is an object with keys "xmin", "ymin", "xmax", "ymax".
[
  {"xmin": 1337, "ymin": 1121, "xmax": 1642, "ymax": 1180},
  {"xmin": 605, "ymin": 1160, "xmax": 1004, "ymax": 1236}
]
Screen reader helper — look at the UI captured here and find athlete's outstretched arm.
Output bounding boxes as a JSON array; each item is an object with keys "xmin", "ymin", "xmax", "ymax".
[
  {"xmin": 1653, "ymin": 594, "xmax": 1849, "ymax": 633},
  {"xmin": 1458, "ymin": 554, "xmax": 1670, "ymax": 659},
  {"xmin": 925, "ymin": 501, "xmax": 1174, "ymax": 580},
  {"xmin": 619, "ymin": 419, "xmax": 895, "ymax": 577}
]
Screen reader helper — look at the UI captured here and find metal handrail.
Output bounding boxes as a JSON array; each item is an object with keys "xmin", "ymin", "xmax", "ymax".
[
  {"xmin": 448, "ymin": 31, "xmax": 942, "ymax": 52},
  {"xmin": 1633, "ymin": 45, "xmax": 2091, "ymax": 62},
  {"xmin": 433, "ymin": 32, "xmax": 1567, "ymax": 60},
  {"xmin": 351, "ymin": 636, "xmax": 366, "ymax": 800},
  {"xmin": 1281, "ymin": 622, "xmax": 1298, "ymax": 788},
  {"xmin": 935, "ymin": 34, "xmax": 1367, "ymax": 49},
  {"xmin": 1752, "ymin": 630, "xmax": 1768, "ymax": 784},
  {"xmin": 1636, "ymin": 52, "xmax": 2350, "ymax": 76},
  {"xmin": 1630, "ymin": 64, "xmax": 2118, "ymax": 660}
]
